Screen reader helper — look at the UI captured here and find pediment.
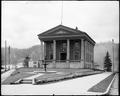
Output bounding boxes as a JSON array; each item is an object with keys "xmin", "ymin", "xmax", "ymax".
[
  {"xmin": 38, "ymin": 25, "xmax": 83, "ymax": 37},
  {"xmin": 38, "ymin": 25, "xmax": 96, "ymax": 45},
  {"xmin": 54, "ymin": 30, "xmax": 68, "ymax": 34}
]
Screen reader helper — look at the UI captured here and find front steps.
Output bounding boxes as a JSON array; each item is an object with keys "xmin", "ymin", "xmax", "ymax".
[
  {"xmin": 12, "ymin": 78, "xmax": 35, "ymax": 84},
  {"xmin": 20, "ymin": 79, "xmax": 32, "ymax": 84}
]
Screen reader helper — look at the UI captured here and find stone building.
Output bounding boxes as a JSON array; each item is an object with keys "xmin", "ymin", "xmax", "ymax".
[{"xmin": 38, "ymin": 25, "xmax": 95, "ymax": 69}]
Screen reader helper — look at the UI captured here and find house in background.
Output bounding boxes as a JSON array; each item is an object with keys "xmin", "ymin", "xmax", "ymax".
[{"xmin": 29, "ymin": 59, "xmax": 43, "ymax": 68}]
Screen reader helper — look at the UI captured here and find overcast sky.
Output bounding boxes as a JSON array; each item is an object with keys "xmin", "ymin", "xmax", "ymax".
[{"xmin": 2, "ymin": 1, "xmax": 119, "ymax": 49}]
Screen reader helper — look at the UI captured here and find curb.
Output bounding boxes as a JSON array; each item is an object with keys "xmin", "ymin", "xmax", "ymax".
[
  {"xmin": 102, "ymin": 73, "xmax": 117, "ymax": 95},
  {"xmin": 90, "ymin": 73, "xmax": 117, "ymax": 95}
]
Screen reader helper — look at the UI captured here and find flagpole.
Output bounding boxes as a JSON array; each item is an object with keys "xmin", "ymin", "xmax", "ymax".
[{"xmin": 61, "ymin": 0, "xmax": 63, "ymax": 25}]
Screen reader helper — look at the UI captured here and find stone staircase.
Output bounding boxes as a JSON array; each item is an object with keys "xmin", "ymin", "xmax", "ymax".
[
  {"xmin": 20, "ymin": 79, "xmax": 32, "ymax": 84},
  {"xmin": 14, "ymin": 78, "xmax": 33, "ymax": 84}
]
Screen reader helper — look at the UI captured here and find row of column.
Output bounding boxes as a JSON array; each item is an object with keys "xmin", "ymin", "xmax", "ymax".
[
  {"xmin": 84, "ymin": 40, "xmax": 94, "ymax": 68},
  {"xmin": 40, "ymin": 39, "xmax": 84, "ymax": 63}
]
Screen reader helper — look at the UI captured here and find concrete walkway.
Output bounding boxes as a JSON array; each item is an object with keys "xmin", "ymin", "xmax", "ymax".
[
  {"xmin": 1, "ymin": 72, "xmax": 113, "ymax": 95},
  {"xmin": 24, "ymin": 71, "xmax": 56, "ymax": 79},
  {"xmin": 1, "ymin": 69, "xmax": 15, "ymax": 82},
  {"xmin": 109, "ymin": 73, "xmax": 119, "ymax": 95},
  {"xmin": 24, "ymin": 73, "xmax": 44, "ymax": 79}
]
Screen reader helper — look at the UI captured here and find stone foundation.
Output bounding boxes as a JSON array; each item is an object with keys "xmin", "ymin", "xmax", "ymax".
[{"xmin": 46, "ymin": 62, "xmax": 88, "ymax": 69}]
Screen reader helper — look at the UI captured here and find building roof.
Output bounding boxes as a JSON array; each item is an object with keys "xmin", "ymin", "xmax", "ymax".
[{"xmin": 38, "ymin": 25, "xmax": 95, "ymax": 45}]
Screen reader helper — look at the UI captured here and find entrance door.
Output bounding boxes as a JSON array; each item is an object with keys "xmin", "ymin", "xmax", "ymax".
[{"xmin": 60, "ymin": 53, "xmax": 67, "ymax": 60}]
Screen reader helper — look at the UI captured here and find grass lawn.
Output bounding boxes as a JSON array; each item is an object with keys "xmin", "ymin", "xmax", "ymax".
[
  {"xmin": 88, "ymin": 73, "xmax": 115, "ymax": 93},
  {"xmin": 2, "ymin": 67, "xmax": 103, "ymax": 85},
  {"xmin": 2, "ymin": 67, "xmax": 51, "ymax": 84}
]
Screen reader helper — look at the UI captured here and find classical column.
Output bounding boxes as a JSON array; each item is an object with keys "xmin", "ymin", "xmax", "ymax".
[
  {"xmin": 44, "ymin": 42, "xmax": 46, "ymax": 60},
  {"xmin": 67, "ymin": 39, "xmax": 70, "ymax": 63},
  {"xmin": 84, "ymin": 40, "xmax": 86, "ymax": 68},
  {"xmin": 92, "ymin": 45, "xmax": 94, "ymax": 69},
  {"xmin": 81, "ymin": 38, "xmax": 84, "ymax": 68},
  {"xmin": 41, "ymin": 40, "xmax": 44, "ymax": 60},
  {"xmin": 53, "ymin": 40, "xmax": 56, "ymax": 68}
]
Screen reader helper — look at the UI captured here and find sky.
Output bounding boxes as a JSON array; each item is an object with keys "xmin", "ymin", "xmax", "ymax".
[{"xmin": 2, "ymin": 1, "xmax": 119, "ymax": 49}]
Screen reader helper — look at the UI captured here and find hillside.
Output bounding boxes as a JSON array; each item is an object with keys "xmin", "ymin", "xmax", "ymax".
[
  {"xmin": 94, "ymin": 42, "xmax": 119, "ymax": 71},
  {"xmin": 1, "ymin": 45, "xmax": 42, "ymax": 65},
  {"xmin": 1, "ymin": 42, "xmax": 119, "ymax": 71}
]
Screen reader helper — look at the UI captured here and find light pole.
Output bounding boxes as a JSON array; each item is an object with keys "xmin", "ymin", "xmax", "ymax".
[
  {"xmin": 42, "ymin": 60, "xmax": 48, "ymax": 72},
  {"xmin": 112, "ymin": 39, "xmax": 114, "ymax": 72}
]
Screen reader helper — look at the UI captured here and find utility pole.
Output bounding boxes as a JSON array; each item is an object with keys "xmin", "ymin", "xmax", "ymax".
[
  {"xmin": 5, "ymin": 40, "xmax": 7, "ymax": 71},
  {"xmin": 8, "ymin": 46, "xmax": 10, "ymax": 70},
  {"xmin": 112, "ymin": 39, "xmax": 114, "ymax": 72}
]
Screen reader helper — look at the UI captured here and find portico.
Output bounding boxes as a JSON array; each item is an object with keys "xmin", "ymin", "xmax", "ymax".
[{"xmin": 38, "ymin": 25, "xmax": 95, "ymax": 69}]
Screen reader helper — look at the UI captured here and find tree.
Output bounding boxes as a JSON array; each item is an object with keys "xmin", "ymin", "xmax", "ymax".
[
  {"xmin": 104, "ymin": 51, "xmax": 112, "ymax": 72},
  {"xmin": 23, "ymin": 56, "xmax": 30, "ymax": 68}
]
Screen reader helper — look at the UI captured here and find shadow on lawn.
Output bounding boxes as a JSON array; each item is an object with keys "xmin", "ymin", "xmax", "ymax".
[{"xmin": 2, "ymin": 67, "xmax": 104, "ymax": 85}]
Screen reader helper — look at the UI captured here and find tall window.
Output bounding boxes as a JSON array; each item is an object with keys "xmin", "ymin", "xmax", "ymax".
[
  {"xmin": 74, "ymin": 52, "xmax": 79, "ymax": 60},
  {"xmin": 47, "ymin": 42, "xmax": 53, "ymax": 60},
  {"xmin": 50, "ymin": 53, "xmax": 53, "ymax": 60},
  {"xmin": 74, "ymin": 42, "xmax": 79, "ymax": 49},
  {"xmin": 74, "ymin": 42, "xmax": 80, "ymax": 60},
  {"xmin": 61, "ymin": 42, "xmax": 67, "ymax": 52}
]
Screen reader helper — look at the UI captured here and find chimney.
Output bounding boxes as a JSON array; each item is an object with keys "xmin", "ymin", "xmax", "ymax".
[{"xmin": 76, "ymin": 26, "xmax": 78, "ymax": 30}]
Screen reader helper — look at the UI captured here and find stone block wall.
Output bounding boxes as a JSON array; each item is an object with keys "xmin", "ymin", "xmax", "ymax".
[
  {"xmin": 46, "ymin": 62, "xmax": 85, "ymax": 69},
  {"xmin": 70, "ymin": 62, "xmax": 81, "ymax": 68},
  {"xmin": 55, "ymin": 62, "xmax": 69, "ymax": 68}
]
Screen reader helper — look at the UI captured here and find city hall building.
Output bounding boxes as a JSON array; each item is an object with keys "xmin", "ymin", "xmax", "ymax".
[{"xmin": 38, "ymin": 25, "xmax": 95, "ymax": 69}]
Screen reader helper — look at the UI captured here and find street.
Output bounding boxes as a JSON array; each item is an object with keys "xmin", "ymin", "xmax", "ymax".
[
  {"xmin": 1, "ymin": 69, "xmax": 15, "ymax": 82},
  {"xmin": 1, "ymin": 72, "xmax": 113, "ymax": 95}
]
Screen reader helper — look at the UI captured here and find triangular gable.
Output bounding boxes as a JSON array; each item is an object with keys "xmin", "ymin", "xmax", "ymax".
[
  {"xmin": 38, "ymin": 25, "xmax": 84, "ymax": 36},
  {"xmin": 38, "ymin": 25, "xmax": 96, "ymax": 45},
  {"xmin": 54, "ymin": 30, "xmax": 67, "ymax": 34}
]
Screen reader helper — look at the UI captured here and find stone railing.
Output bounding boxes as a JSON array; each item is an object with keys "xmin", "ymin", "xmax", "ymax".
[
  {"xmin": 42, "ymin": 60, "xmax": 81, "ymax": 63},
  {"xmin": 39, "ymin": 59, "xmax": 82, "ymax": 64}
]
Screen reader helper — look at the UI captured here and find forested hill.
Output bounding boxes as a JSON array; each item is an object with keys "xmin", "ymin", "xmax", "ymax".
[
  {"xmin": 1, "ymin": 45, "xmax": 42, "ymax": 64},
  {"xmin": 94, "ymin": 42, "xmax": 119, "ymax": 71},
  {"xmin": 1, "ymin": 42, "xmax": 119, "ymax": 71}
]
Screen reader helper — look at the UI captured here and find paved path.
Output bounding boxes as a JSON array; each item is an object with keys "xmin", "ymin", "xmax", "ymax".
[
  {"xmin": 24, "ymin": 71, "xmax": 56, "ymax": 79},
  {"xmin": 1, "ymin": 69, "xmax": 15, "ymax": 82},
  {"xmin": 1, "ymin": 72, "xmax": 113, "ymax": 95},
  {"xmin": 109, "ymin": 73, "xmax": 119, "ymax": 95},
  {"xmin": 24, "ymin": 73, "xmax": 44, "ymax": 79}
]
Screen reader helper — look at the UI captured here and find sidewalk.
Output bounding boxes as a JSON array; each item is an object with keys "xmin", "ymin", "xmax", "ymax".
[
  {"xmin": 1, "ymin": 72, "xmax": 113, "ymax": 95},
  {"xmin": 1, "ymin": 69, "xmax": 15, "ymax": 83},
  {"xmin": 109, "ymin": 73, "xmax": 119, "ymax": 95}
]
